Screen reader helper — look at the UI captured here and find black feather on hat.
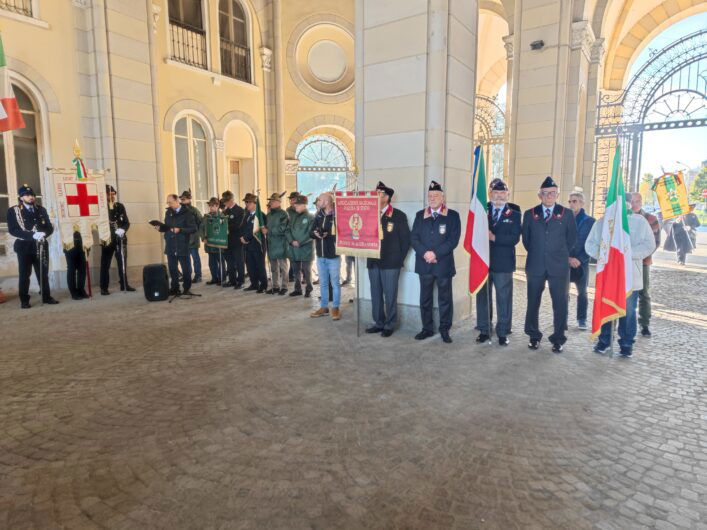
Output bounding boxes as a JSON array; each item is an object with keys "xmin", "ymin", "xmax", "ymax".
[
  {"xmin": 428, "ymin": 180, "xmax": 443, "ymax": 192},
  {"xmin": 288, "ymin": 191, "xmax": 299, "ymax": 199},
  {"xmin": 540, "ymin": 176, "xmax": 558, "ymax": 189},
  {"xmin": 105, "ymin": 184, "xmax": 116, "ymax": 194},
  {"xmin": 376, "ymin": 181, "xmax": 394, "ymax": 198}
]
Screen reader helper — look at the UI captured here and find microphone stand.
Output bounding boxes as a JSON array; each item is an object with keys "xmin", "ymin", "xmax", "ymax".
[{"xmin": 119, "ymin": 234, "xmax": 127, "ymax": 291}]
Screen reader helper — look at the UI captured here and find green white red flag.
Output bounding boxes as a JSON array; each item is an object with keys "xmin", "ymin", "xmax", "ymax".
[
  {"xmin": 463, "ymin": 146, "xmax": 490, "ymax": 295},
  {"xmin": 591, "ymin": 145, "xmax": 633, "ymax": 338},
  {"xmin": 0, "ymin": 32, "xmax": 25, "ymax": 133}
]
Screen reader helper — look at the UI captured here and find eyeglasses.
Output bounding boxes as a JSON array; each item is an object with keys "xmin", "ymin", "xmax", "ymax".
[
  {"xmin": 568, "ymin": 199, "xmax": 579, "ymax": 203},
  {"xmin": 541, "ymin": 191, "xmax": 558, "ymax": 197}
]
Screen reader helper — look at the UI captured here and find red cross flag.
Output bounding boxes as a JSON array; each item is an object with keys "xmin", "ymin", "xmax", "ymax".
[{"xmin": 52, "ymin": 155, "xmax": 111, "ymax": 250}]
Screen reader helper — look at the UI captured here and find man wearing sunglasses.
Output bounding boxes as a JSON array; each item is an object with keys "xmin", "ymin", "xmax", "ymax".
[{"xmin": 522, "ymin": 177, "xmax": 577, "ymax": 353}]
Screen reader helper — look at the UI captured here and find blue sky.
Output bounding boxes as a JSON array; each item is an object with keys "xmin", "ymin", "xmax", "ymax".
[{"xmin": 632, "ymin": 13, "xmax": 707, "ymax": 177}]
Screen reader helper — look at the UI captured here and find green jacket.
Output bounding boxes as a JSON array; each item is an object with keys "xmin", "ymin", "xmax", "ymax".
[
  {"xmin": 287, "ymin": 210, "xmax": 314, "ymax": 262},
  {"xmin": 266, "ymin": 207, "xmax": 290, "ymax": 260},
  {"xmin": 184, "ymin": 204, "xmax": 203, "ymax": 249},
  {"xmin": 286, "ymin": 205, "xmax": 297, "ymax": 225},
  {"xmin": 200, "ymin": 212, "xmax": 228, "ymax": 253}
]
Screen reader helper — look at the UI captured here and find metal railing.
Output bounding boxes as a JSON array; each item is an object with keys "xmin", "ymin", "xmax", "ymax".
[
  {"xmin": 220, "ymin": 39, "xmax": 251, "ymax": 83},
  {"xmin": 0, "ymin": 0, "xmax": 32, "ymax": 17},
  {"xmin": 170, "ymin": 22, "xmax": 208, "ymax": 70}
]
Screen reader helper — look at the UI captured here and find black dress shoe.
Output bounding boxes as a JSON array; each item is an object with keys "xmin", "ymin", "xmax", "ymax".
[
  {"xmin": 289, "ymin": 290, "xmax": 302, "ymax": 297},
  {"xmin": 192, "ymin": 277, "xmax": 202, "ymax": 283},
  {"xmin": 43, "ymin": 298, "xmax": 59, "ymax": 305},
  {"xmin": 551, "ymin": 343, "xmax": 563, "ymax": 353},
  {"xmin": 304, "ymin": 289, "xmax": 312, "ymax": 298},
  {"xmin": 256, "ymin": 289, "xmax": 265, "ymax": 294},
  {"xmin": 71, "ymin": 294, "xmax": 83, "ymax": 301},
  {"xmin": 528, "ymin": 339, "xmax": 540, "ymax": 350},
  {"xmin": 265, "ymin": 289, "xmax": 275, "ymax": 294},
  {"xmin": 476, "ymin": 333, "xmax": 490, "ymax": 343},
  {"xmin": 21, "ymin": 301, "xmax": 31, "ymax": 309},
  {"xmin": 182, "ymin": 289, "xmax": 194, "ymax": 296},
  {"xmin": 440, "ymin": 331, "xmax": 452, "ymax": 344},
  {"xmin": 278, "ymin": 289, "xmax": 287, "ymax": 296},
  {"xmin": 101, "ymin": 289, "xmax": 110, "ymax": 296},
  {"xmin": 206, "ymin": 280, "xmax": 218, "ymax": 285},
  {"xmin": 641, "ymin": 326, "xmax": 651, "ymax": 337},
  {"xmin": 222, "ymin": 282, "xmax": 234, "ymax": 287},
  {"xmin": 365, "ymin": 326, "xmax": 384, "ymax": 334},
  {"xmin": 498, "ymin": 337, "xmax": 509, "ymax": 346},
  {"xmin": 381, "ymin": 329, "xmax": 394, "ymax": 338},
  {"xmin": 170, "ymin": 288, "xmax": 182, "ymax": 296},
  {"xmin": 414, "ymin": 330, "xmax": 434, "ymax": 340},
  {"xmin": 79, "ymin": 291, "xmax": 90, "ymax": 299},
  {"xmin": 244, "ymin": 285, "xmax": 258, "ymax": 291},
  {"xmin": 122, "ymin": 285, "xmax": 136, "ymax": 292},
  {"xmin": 234, "ymin": 282, "xmax": 244, "ymax": 289}
]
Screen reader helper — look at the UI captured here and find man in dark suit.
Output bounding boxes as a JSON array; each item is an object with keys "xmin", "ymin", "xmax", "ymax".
[
  {"xmin": 153, "ymin": 194, "xmax": 197, "ymax": 295},
  {"xmin": 476, "ymin": 179, "xmax": 521, "ymax": 346},
  {"xmin": 410, "ymin": 181, "xmax": 461, "ymax": 344},
  {"xmin": 365, "ymin": 181, "xmax": 411, "ymax": 337},
  {"xmin": 240, "ymin": 193, "xmax": 268, "ymax": 293},
  {"xmin": 221, "ymin": 190, "xmax": 245, "ymax": 288},
  {"xmin": 6, "ymin": 184, "xmax": 59, "ymax": 308},
  {"xmin": 522, "ymin": 176, "xmax": 577, "ymax": 353}
]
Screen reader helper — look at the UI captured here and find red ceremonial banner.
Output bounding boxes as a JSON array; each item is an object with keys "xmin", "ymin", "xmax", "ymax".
[{"xmin": 334, "ymin": 191, "xmax": 381, "ymax": 258}]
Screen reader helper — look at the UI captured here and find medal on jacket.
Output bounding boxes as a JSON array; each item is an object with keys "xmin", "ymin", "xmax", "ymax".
[
  {"xmin": 387, "ymin": 222, "xmax": 394, "ymax": 233},
  {"xmin": 439, "ymin": 224, "xmax": 446, "ymax": 235}
]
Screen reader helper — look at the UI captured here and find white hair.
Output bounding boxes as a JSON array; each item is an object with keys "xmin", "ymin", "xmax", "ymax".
[{"xmin": 569, "ymin": 191, "xmax": 585, "ymax": 202}]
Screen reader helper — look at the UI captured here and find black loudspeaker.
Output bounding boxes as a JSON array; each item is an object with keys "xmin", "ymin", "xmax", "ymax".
[{"xmin": 143, "ymin": 264, "xmax": 169, "ymax": 301}]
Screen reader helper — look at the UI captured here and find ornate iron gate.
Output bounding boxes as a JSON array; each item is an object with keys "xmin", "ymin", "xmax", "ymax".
[{"xmin": 474, "ymin": 94, "xmax": 506, "ymax": 182}]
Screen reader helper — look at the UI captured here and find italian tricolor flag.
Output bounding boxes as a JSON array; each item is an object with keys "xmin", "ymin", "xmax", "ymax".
[
  {"xmin": 0, "ymin": 33, "xmax": 25, "ymax": 133},
  {"xmin": 253, "ymin": 196, "xmax": 266, "ymax": 243},
  {"xmin": 464, "ymin": 146, "xmax": 490, "ymax": 295},
  {"xmin": 591, "ymin": 145, "xmax": 633, "ymax": 338}
]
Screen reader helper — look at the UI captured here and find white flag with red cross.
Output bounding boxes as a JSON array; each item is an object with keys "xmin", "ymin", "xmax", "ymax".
[{"xmin": 52, "ymin": 158, "xmax": 111, "ymax": 250}]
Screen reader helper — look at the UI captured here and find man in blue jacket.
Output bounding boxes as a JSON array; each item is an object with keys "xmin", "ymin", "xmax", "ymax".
[
  {"xmin": 153, "ymin": 194, "xmax": 197, "ymax": 295},
  {"xmin": 522, "ymin": 177, "xmax": 577, "ymax": 353},
  {"xmin": 476, "ymin": 179, "xmax": 521, "ymax": 346},
  {"xmin": 410, "ymin": 181, "xmax": 461, "ymax": 344},
  {"xmin": 568, "ymin": 191, "xmax": 595, "ymax": 330}
]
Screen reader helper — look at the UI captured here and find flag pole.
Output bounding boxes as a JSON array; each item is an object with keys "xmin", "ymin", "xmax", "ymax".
[{"xmin": 85, "ymin": 247, "xmax": 93, "ymax": 298}]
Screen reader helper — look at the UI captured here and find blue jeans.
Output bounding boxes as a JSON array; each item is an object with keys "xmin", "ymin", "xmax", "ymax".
[
  {"xmin": 571, "ymin": 261, "xmax": 590, "ymax": 323},
  {"xmin": 317, "ymin": 257, "xmax": 341, "ymax": 308},
  {"xmin": 598, "ymin": 291, "xmax": 639, "ymax": 351},
  {"xmin": 189, "ymin": 248, "xmax": 202, "ymax": 279}
]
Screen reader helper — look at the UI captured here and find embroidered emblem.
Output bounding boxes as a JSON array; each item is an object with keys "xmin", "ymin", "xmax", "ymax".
[
  {"xmin": 387, "ymin": 222, "xmax": 394, "ymax": 233},
  {"xmin": 439, "ymin": 224, "xmax": 446, "ymax": 235},
  {"xmin": 303, "ymin": 218, "xmax": 307, "ymax": 224}
]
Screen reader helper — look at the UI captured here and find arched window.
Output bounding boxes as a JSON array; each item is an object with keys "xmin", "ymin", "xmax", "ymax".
[
  {"xmin": 296, "ymin": 135, "xmax": 351, "ymax": 209},
  {"xmin": 1, "ymin": 84, "xmax": 42, "ymax": 224},
  {"xmin": 219, "ymin": 0, "xmax": 251, "ymax": 82},
  {"xmin": 174, "ymin": 116, "xmax": 211, "ymax": 212},
  {"xmin": 169, "ymin": 0, "xmax": 207, "ymax": 69}
]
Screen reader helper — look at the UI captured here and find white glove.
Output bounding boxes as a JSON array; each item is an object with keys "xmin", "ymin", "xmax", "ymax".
[
  {"xmin": 32, "ymin": 232, "xmax": 46, "ymax": 241},
  {"xmin": 115, "ymin": 228, "xmax": 126, "ymax": 237}
]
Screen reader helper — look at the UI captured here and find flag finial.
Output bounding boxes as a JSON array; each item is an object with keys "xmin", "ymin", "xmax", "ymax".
[{"xmin": 73, "ymin": 139, "xmax": 81, "ymax": 159}]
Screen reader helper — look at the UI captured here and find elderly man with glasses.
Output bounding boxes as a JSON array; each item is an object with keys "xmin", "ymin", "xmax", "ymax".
[
  {"xmin": 568, "ymin": 191, "xmax": 595, "ymax": 330},
  {"xmin": 521, "ymin": 177, "xmax": 577, "ymax": 353}
]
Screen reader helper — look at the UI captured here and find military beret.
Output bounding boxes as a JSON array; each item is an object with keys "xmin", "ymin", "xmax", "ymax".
[
  {"xmin": 490, "ymin": 179, "xmax": 508, "ymax": 191},
  {"xmin": 428, "ymin": 180, "xmax": 443, "ymax": 192},
  {"xmin": 376, "ymin": 181, "xmax": 394, "ymax": 198},
  {"xmin": 18, "ymin": 184, "xmax": 35, "ymax": 197},
  {"xmin": 540, "ymin": 176, "xmax": 558, "ymax": 189}
]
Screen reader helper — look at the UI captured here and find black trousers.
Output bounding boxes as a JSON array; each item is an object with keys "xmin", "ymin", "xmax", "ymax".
[
  {"xmin": 476, "ymin": 271, "xmax": 513, "ymax": 337},
  {"xmin": 17, "ymin": 248, "xmax": 52, "ymax": 304},
  {"xmin": 525, "ymin": 273, "xmax": 569, "ymax": 344},
  {"xmin": 100, "ymin": 240, "xmax": 127, "ymax": 290},
  {"xmin": 64, "ymin": 246, "xmax": 87, "ymax": 296},
  {"xmin": 292, "ymin": 260, "xmax": 312, "ymax": 293},
  {"xmin": 369, "ymin": 267, "xmax": 401, "ymax": 330},
  {"xmin": 225, "ymin": 246, "xmax": 245, "ymax": 285},
  {"xmin": 167, "ymin": 254, "xmax": 192, "ymax": 291},
  {"xmin": 245, "ymin": 250, "xmax": 267, "ymax": 289},
  {"xmin": 419, "ymin": 274, "xmax": 453, "ymax": 333}
]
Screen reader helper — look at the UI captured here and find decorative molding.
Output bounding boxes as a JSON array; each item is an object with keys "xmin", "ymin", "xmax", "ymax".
[
  {"xmin": 285, "ymin": 159, "xmax": 300, "ymax": 175},
  {"xmin": 502, "ymin": 34, "xmax": 514, "ymax": 61},
  {"xmin": 260, "ymin": 47, "xmax": 273, "ymax": 72},
  {"xmin": 151, "ymin": 4, "xmax": 161, "ymax": 35},
  {"xmin": 590, "ymin": 38, "xmax": 606, "ymax": 65},
  {"xmin": 72, "ymin": 0, "xmax": 90, "ymax": 8},
  {"xmin": 214, "ymin": 139, "xmax": 225, "ymax": 151},
  {"xmin": 571, "ymin": 21, "xmax": 596, "ymax": 61}
]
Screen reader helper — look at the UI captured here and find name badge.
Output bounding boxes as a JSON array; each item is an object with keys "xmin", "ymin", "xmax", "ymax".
[
  {"xmin": 229, "ymin": 215, "xmax": 234, "ymax": 219},
  {"xmin": 439, "ymin": 224, "xmax": 446, "ymax": 235},
  {"xmin": 387, "ymin": 222, "xmax": 394, "ymax": 233},
  {"xmin": 302, "ymin": 218, "xmax": 307, "ymax": 224}
]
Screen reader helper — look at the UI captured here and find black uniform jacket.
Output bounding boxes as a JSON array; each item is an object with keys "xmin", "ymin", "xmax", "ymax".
[
  {"xmin": 107, "ymin": 202, "xmax": 130, "ymax": 245},
  {"xmin": 223, "ymin": 203, "xmax": 245, "ymax": 248},
  {"xmin": 241, "ymin": 210, "xmax": 266, "ymax": 254},
  {"xmin": 488, "ymin": 202, "xmax": 521, "ymax": 273},
  {"xmin": 160, "ymin": 206, "xmax": 196, "ymax": 257},
  {"xmin": 367, "ymin": 206, "xmax": 411, "ymax": 270},
  {"xmin": 410, "ymin": 205, "xmax": 462, "ymax": 278},
  {"xmin": 7, "ymin": 203, "xmax": 54, "ymax": 255},
  {"xmin": 522, "ymin": 203, "xmax": 577, "ymax": 277}
]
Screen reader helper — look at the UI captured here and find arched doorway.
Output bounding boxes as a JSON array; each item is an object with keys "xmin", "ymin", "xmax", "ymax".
[
  {"xmin": 474, "ymin": 93, "xmax": 506, "ymax": 183},
  {"xmin": 295, "ymin": 134, "xmax": 352, "ymax": 209},
  {"xmin": 592, "ymin": 28, "xmax": 707, "ymax": 216}
]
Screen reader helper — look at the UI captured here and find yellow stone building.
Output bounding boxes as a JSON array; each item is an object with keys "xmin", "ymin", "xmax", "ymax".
[{"xmin": 0, "ymin": 0, "xmax": 705, "ymax": 314}]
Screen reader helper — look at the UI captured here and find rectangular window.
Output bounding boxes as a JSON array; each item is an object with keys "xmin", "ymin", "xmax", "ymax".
[
  {"xmin": 0, "ymin": 0, "xmax": 32, "ymax": 17},
  {"xmin": 169, "ymin": 0, "xmax": 207, "ymax": 69}
]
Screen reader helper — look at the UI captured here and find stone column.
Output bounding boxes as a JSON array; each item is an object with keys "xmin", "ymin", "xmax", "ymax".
[
  {"xmin": 506, "ymin": 1, "xmax": 597, "ymax": 209},
  {"xmin": 355, "ymin": 0, "xmax": 478, "ymax": 330}
]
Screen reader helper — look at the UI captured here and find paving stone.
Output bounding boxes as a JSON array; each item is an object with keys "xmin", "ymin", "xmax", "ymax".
[{"xmin": 0, "ymin": 266, "xmax": 705, "ymax": 528}]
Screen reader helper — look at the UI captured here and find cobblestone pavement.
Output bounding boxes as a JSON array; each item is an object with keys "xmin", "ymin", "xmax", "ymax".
[{"xmin": 0, "ymin": 265, "xmax": 705, "ymax": 530}]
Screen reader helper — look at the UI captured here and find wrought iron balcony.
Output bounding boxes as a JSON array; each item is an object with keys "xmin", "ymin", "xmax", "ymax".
[
  {"xmin": 170, "ymin": 21, "xmax": 208, "ymax": 70},
  {"xmin": 0, "ymin": 0, "xmax": 32, "ymax": 17},
  {"xmin": 220, "ymin": 39, "xmax": 251, "ymax": 83}
]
